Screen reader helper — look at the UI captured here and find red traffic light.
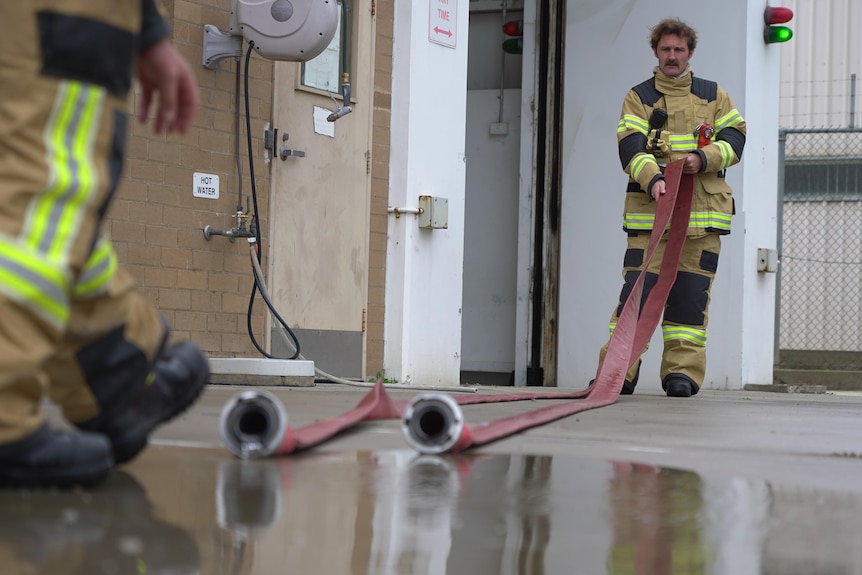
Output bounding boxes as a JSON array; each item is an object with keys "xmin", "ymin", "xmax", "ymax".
[
  {"xmin": 765, "ymin": 6, "xmax": 793, "ymax": 24},
  {"xmin": 502, "ymin": 20, "xmax": 523, "ymax": 37}
]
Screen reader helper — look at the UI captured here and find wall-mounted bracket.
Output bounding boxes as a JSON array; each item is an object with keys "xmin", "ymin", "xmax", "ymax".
[{"xmin": 202, "ymin": 24, "xmax": 244, "ymax": 69}]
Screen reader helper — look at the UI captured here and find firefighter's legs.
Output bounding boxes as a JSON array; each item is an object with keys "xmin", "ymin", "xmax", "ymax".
[
  {"xmin": 598, "ymin": 233, "xmax": 661, "ymax": 393},
  {"xmin": 660, "ymin": 234, "xmax": 721, "ymax": 397},
  {"xmin": 0, "ymin": 64, "xmax": 121, "ymax": 486},
  {"xmin": 45, "ymin": 243, "xmax": 209, "ymax": 464},
  {"xmin": 598, "ymin": 233, "xmax": 720, "ymax": 397}
]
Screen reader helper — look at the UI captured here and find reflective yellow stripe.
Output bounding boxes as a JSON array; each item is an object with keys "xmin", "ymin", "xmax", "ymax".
[
  {"xmin": 715, "ymin": 109, "xmax": 743, "ymax": 131},
  {"xmin": 73, "ymin": 237, "xmax": 117, "ymax": 298},
  {"xmin": 24, "ymin": 81, "xmax": 103, "ymax": 264},
  {"xmin": 623, "ymin": 213, "xmax": 659, "ymax": 230},
  {"xmin": 714, "ymin": 140, "xmax": 734, "ymax": 169},
  {"xmin": 619, "ymin": 114, "xmax": 649, "ymax": 135},
  {"xmin": 625, "ymin": 211, "xmax": 731, "ymax": 232},
  {"xmin": 689, "ymin": 212, "xmax": 732, "ymax": 231},
  {"xmin": 668, "ymin": 133, "xmax": 698, "ymax": 151},
  {"xmin": 663, "ymin": 325, "xmax": 707, "ymax": 345},
  {"xmin": 630, "ymin": 154, "xmax": 658, "ymax": 180},
  {"xmin": 0, "ymin": 238, "xmax": 70, "ymax": 328}
]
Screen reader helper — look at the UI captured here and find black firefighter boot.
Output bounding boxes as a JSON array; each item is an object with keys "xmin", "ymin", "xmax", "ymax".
[
  {"xmin": 76, "ymin": 330, "xmax": 210, "ymax": 464},
  {"xmin": 0, "ymin": 424, "xmax": 113, "ymax": 488}
]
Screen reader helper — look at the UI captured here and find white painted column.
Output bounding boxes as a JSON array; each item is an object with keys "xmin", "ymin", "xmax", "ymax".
[
  {"xmin": 737, "ymin": 1, "xmax": 782, "ymax": 388},
  {"xmin": 385, "ymin": 0, "xmax": 469, "ymax": 386}
]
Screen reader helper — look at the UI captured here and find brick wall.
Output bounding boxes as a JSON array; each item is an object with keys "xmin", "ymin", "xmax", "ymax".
[
  {"xmin": 109, "ymin": 0, "xmax": 272, "ymax": 357},
  {"xmin": 367, "ymin": 0, "xmax": 393, "ymax": 378}
]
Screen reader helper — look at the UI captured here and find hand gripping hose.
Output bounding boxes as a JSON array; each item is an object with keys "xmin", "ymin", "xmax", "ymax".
[{"xmin": 401, "ymin": 159, "xmax": 695, "ymax": 454}]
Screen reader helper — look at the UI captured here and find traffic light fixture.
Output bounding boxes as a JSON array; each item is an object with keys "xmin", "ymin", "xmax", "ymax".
[
  {"xmin": 502, "ymin": 19, "xmax": 523, "ymax": 55},
  {"xmin": 764, "ymin": 4, "xmax": 794, "ymax": 44}
]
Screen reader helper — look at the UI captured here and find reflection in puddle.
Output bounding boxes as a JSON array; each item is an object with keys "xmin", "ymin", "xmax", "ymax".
[
  {"xmin": 3, "ymin": 448, "xmax": 862, "ymax": 574},
  {"xmin": 0, "ymin": 471, "xmax": 199, "ymax": 575}
]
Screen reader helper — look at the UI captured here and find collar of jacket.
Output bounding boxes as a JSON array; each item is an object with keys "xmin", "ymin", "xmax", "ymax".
[{"xmin": 654, "ymin": 70, "xmax": 693, "ymax": 97}]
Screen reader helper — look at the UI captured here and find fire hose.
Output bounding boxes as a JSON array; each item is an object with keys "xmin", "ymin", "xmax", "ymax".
[{"xmin": 220, "ymin": 159, "xmax": 693, "ymax": 459}]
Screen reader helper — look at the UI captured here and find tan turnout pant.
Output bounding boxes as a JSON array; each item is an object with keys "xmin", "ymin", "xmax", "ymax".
[{"xmin": 0, "ymin": 1, "xmax": 166, "ymax": 443}]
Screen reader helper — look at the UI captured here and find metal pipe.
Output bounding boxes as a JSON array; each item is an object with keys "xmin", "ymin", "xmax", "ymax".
[
  {"xmin": 203, "ymin": 224, "xmax": 255, "ymax": 241},
  {"xmin": 774, "ymin": 129, "xmax": 787, "ymax": 366},
  {"xmin": 497, "ymin": 0, "xmax": 508, "ymax": 124},
  {"xmin": 851, "ymin": 73, "xmax": 857, "ymax": 129},
  {"xmin": 220, "ymin": 390, "xmax": 293, "ymax": 459},
  {"xmin": 387, "ymin": 206, "xmax": 424, "ymax": 217},
  {"xmin": 235, "ymin": 58, "xmax": 244, "ymax": 213},
  {"xmin": 401, "ymin": 394, "xmax": 468, "ymax": 455}
]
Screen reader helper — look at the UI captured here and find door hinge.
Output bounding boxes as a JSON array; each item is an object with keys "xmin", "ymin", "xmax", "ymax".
[
  {"xmin": 371, "ymin": 0, "xmax": 376, "ymax": 16},
  {"xmin": 362, "ymin": 308, "xmax": 367, "ymax": 333},
  {"xmin": 366, "ymin": 149, "xmax": 371, "ymax": 175}
]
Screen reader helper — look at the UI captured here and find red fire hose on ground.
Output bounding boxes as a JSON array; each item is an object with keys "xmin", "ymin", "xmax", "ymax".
[
  {"xmin": 220, "ymin": 378, "xmax": 595, "ymax": 458},
  {"xmin": 220, "ymin": 160, "xmax": 693, "ymax": 459}
]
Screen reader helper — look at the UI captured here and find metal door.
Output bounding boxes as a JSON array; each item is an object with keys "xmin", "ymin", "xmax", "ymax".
[{"xmin": 266, "ymin": 0, "xmax": 374, "ymax": 379}]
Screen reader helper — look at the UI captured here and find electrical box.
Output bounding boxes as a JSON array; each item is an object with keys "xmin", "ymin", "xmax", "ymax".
[
  {"xmin": 418, "ymin": 196, "xmax": 449, "ymax": 230},
  {"xmin": 757, "ymin": 248, "xmax": 778, "ymax": 273}
]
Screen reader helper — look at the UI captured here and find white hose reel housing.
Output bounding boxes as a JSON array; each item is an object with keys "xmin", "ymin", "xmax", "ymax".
[{"xmin": 230, "ymin": 0, "xmax": 339, "ymax": 61}]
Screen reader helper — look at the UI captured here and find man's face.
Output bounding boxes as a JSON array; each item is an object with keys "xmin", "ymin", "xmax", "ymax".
[{"xmin": 654, "ymin": 33, "xmax": 693, "ymax": 76}]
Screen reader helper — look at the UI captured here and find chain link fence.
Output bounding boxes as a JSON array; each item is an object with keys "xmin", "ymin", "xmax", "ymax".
[{"xmin": 777, "ymin": 127, "xmax": 862, "ymax": 370}]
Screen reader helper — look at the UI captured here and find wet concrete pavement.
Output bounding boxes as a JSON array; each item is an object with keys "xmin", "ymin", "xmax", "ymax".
[{"xmin": 3, "ymin": 384, "xmax": 862, "ymax": 574}]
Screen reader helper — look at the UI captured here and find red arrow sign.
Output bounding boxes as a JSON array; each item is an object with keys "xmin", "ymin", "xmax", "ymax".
[{"xmin": 429, "ymin": 0, "xmax": 457, "ymax": 48}]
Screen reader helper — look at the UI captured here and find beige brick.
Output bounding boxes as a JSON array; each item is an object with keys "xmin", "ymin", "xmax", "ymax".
[
  {"xmin": 221, "ymin": 292, "xmax": 253, "ymax": 315},
  {"xmin": 162, "ymin": 247, "xmax": 193, "ymax": 268},
  {"xmin": 159, "ymin": 288, "xmax": 192, "ymax": 310},
  {"xmin": 109, "ymin": 221, "xmax": 147, "ymax": 243},
  {"xmin": 180, "ymin": 146, "xmax": 213, "ymax": 170},
  {"xmin": 222, "ymin": 333, "xmax": 256, "ymax": 355},
  {"xmin": 192, "ymin": 249, "xmax": 225, "ymax": 272},
  {"xmin": 174, "ymin": 311, "xmax": 209, "ymax": 332},
  {"xmin": 207, "ymin": 312, "xmax": 239, "ymax": 333},
  {"xmin": 190, "ymin": 290, "xmax": 222, "ymax": 311},
  {"xmin": 178, "ymin": 269, "xmax": 209, "ymax": 290},
  {"xmin": 174, "ymin": 1, "xmax": 202, "ymax": 24},
  {"xmin": 192, "ymin": 331, "xmax": 222, "ymax": 354},
  {"xmin": 127, "ymin": 243, "xmax": 162, "ymax": 266},
  {"xmin": 208, "ymin": 272, "xmax": 239, "ymax": 292},
  {"xmin": 148, "ymin": 141, "xmax": 182, "ymax": 164},
  {"xmin": 131, "ymin": 201, "xmax": 164, "ymax": 226},
  {"xmin": 145, "ymin": 267, "xmax": 179, "ymax": 288},
  {"xmin": 129, "ymin": 159, "xmax": 165, "ymax": 182}
]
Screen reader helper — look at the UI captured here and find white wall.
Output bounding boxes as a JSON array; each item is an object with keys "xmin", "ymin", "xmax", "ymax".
[
  {"xmin": 558, "ymin": 0, "xmax": 780, "ymax": 390},
  {"xmin": 385, "ymin": 0, "xmax": 470, "ymax": 386}
]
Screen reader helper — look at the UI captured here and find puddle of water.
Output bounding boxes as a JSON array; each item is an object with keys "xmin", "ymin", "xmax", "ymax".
[{"xmin": 2, "ymin": 447, "xmax": 861, "ymax": 574}]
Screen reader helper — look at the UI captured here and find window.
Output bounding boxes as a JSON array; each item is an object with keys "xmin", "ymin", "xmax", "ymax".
[
  {"xmin": 784, "ymin": 157, "xmax": 862, "ymax": 201},
  {"xmin": 301, "ymin": 0, "xmax": 350, "ymax": 93}
]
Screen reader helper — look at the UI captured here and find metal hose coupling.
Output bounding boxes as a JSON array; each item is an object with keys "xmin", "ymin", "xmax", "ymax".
[
  {"xmin": 220, "ymin": 390, "xmax": 294, "ymax": 459},
  {"xmin": 401, "ymin": 394, "xmax": 470, "ymax": 454}
]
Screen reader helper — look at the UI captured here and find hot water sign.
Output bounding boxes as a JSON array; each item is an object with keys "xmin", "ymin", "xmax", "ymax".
[
  {"xmin": 429, "ymin": 0, "xmax": 457, "ymax": 48},
  {"xmin": 193, "ymin": 172, "xmax": 219, "ymax": 199}
]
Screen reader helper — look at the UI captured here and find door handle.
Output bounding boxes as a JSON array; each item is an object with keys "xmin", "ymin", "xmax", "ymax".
[{"xmin": 279, "ymin": 146, "xmax": 305, "ymax": 160}]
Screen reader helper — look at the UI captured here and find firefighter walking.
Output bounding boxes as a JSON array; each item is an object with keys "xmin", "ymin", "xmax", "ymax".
[
  {"xmin": 0, "ymin": 0, "xmax": 205, "ymax": 487},
  {"xmin": 597, "ymin": 17, "xmax": 747, "ymax": 397}
]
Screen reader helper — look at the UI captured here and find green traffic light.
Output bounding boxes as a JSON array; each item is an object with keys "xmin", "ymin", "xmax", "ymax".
[
  {"xmin": 502, "ymin": 38, "xmax": 523, "ymax": 55},
  {"xmin": 765, "ymin": 25, "xmax": 793, "ymax": 44}
]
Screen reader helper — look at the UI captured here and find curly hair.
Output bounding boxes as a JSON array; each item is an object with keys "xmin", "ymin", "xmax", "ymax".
[{"xmin": 650, "ymin": 18, "xmax": 698, "ymax": 52}]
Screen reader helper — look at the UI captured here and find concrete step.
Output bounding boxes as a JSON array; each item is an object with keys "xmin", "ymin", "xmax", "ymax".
[{"xmin": 773, "ymin": 368, "xmax": 862, "ymax": 391}]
